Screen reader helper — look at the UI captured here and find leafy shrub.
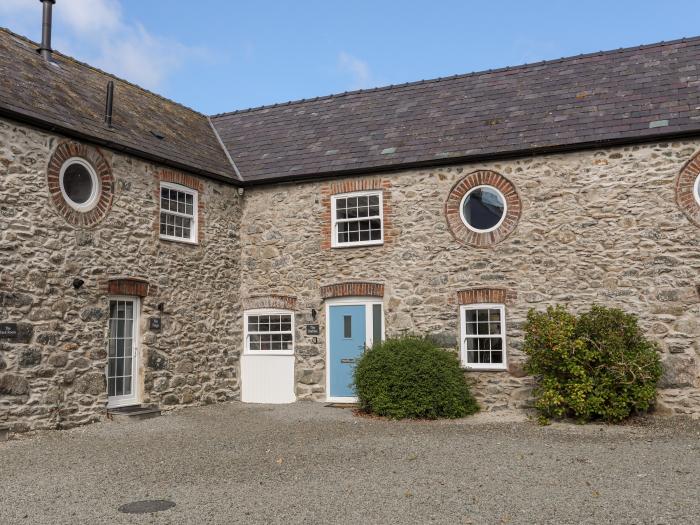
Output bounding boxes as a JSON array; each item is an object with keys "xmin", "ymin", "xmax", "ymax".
[
  {"xmin": 524, "ymin": 305, "xmax": 662, "ymax": 423},
  {"xmin": 353, "ymin": 336, "xmax": 478, "ymax": 419}
]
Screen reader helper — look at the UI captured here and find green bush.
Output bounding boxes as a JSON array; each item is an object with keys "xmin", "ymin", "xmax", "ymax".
[
  {"xmin": 524, "ymin": 305, "xmax": 662, "ymax": 423},
  {"xmin": 353, "ymin": 336, "xmax": 479, "ymax": 419}
]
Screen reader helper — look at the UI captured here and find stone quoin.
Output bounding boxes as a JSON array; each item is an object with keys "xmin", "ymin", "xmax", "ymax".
[{"xmin": 1, "ymin": 25, "xmax": 700, "ymax": 433}]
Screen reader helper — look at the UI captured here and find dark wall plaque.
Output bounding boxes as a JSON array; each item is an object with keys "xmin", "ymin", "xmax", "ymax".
[
  {"xmin": 149, "ymin": 317, "xmax": 162, "ymax": 331},
  {"xmin": 0, "ymin": 323, "xmax": 18, "ymax": 339},
  {"xmin": 306, "ymin": 324, "xmax": 320, "ymax": 336}
]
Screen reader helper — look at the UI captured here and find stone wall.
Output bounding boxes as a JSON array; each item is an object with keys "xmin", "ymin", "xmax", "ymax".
[
  {"xmin": 2, "ymin": 113, "xmax": 699, "ymax": 430},
  {"xmin": 0, "ymin": 117, "xmax": 243, "ymax": 432},
  {"xmin": 240, "ymin": 139, "xmax": 700, "ymax": 416}
]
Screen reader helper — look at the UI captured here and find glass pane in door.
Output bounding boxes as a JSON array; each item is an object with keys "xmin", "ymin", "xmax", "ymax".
[{"xmin": 107, "ymin": 299, "xmax": 136, "ymax": 398}]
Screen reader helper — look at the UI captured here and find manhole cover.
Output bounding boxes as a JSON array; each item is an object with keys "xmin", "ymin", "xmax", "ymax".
[{"xmin": 118, "ymin": 500, "xmax": 175, "ymax": 514}]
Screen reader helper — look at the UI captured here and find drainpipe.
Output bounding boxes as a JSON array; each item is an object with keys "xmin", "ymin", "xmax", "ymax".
[{"xmin": 38, "ymin": 0, "xmax": 56, "ymax": 61}]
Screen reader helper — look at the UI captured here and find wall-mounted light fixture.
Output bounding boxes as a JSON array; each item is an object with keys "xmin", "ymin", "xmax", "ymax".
[
  {"xmin": 157, "ymin": 302, "xmax": 165, "ymax": 312},
  {"xmin": 311, "ymin": 308, "xmax": 317, "ymax": 320}
]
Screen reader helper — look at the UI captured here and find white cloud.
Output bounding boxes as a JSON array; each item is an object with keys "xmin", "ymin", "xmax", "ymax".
[
  {"xmin": 0, "ymin": 0, "xmax": 37, "ymax": 35},
  {"xmin": 0, "ymin": 0, "xmax": 209, "ymax": 90},
  {"xmin": 338, "ymin": 51, "xmax": 374, "ymax": 90},
  {"xmin": 57, "ymin": 0, "xmax": 122, "ymax": 36},
  {"xmin": 0, "ymin": 0, "xmax": 30, "ymax": 13}
]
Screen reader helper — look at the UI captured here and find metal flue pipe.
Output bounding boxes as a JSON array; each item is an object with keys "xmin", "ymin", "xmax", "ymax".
[
  {"xmin": 38, "ymin": 0, "xmax": 56, "ymax": 61},
  {"xmin": 105, "ymin": 81, "xmax": 114, "ymax": 128}
]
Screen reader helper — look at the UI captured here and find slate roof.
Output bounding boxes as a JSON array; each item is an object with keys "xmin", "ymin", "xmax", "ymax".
[
  {"xmin": 0, "ymin": 28, "xmax": 238, "ymax": 182},
  {"xmin": 211, "ymin": 36, "xmax": 700, "ymax": 184},
  {"xmin": 2, "ymin": 26, "xmax": 700, "ymax": 186}
]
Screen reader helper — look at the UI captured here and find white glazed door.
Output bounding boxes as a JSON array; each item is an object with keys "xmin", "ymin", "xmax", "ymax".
[{"xmin": 106, "ymin": 298, "xmax": 139, "ymax": 407}]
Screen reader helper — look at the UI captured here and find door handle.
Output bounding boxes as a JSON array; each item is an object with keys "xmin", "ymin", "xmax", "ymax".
[{"xmin": 340, "ymin": 358, "xmax": 356, "ymax": 364}]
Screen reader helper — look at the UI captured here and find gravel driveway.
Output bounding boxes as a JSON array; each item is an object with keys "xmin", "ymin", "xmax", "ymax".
[{"xmin": 1, "ymin": 402, "xmax": 698, "ymax": 524}]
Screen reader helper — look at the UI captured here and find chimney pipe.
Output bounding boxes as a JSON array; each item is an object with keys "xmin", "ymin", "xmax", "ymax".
[
  {"xmin": 38, "ymin": 0, "xmax": 56, "ymax": 61},
  {"xmin": 105, "ymin": 81, "xmax": 114, "ymax": 128}
]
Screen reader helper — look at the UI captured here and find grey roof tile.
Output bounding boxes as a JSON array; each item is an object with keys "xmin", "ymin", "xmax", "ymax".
[
  {"xmin": 3, "ymin": 26, "xmax": 700, "ymax": 186},
  {"xmin": 0, "ymin": 28, "xmax": 237, "ymax": 181},
  {"xmin": 211, "ymin": 36, "xmax": 700, "ymax": 183}
]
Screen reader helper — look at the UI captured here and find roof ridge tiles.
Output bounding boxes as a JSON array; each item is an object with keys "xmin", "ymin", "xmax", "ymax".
[{"xmin": 209, "ymin": 34, "xmax": 700, "ymax": 119}]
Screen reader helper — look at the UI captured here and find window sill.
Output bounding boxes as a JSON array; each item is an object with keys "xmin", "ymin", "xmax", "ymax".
[
  {"xmin": 159, "ymin": 235, "xmax": 199, "ymax": 246},
  {"xmin": 331, "ymin": 241, "xmax": 384, "ymax": 249},
  {"xmin": 243, "ymin": 352, "xmax": 295, "ymax": 357},
  {"xmin": 462, "ymin": 366, "xmax": 508, "ymax": 373}
]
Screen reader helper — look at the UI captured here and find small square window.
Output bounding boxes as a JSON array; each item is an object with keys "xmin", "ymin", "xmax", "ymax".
[
  {"xmin": 159, "ymin": 183, "xmax": 198, "ymax": 244},
  {"xmin": 460, "ymin": 304, "xmax": 507, "ymax": 370},
  {"xmin": 331, "ymin": 191, "xmax": 384, "ymax": 248},
  {"xmin": 244, "ymin": 311, "xmax": 295, "ymax": 354}
]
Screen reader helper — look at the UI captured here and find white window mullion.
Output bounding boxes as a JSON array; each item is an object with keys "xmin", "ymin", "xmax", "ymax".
[
  {"xmin": 244, "ymin": 310, "xmax": 295, "ymax": 355},
  {"xmin": 159, "ymin": 182, "xmax": 198, "ymax": 244},
  {"xmin": 331, "ymin": 190, "xmax": 384, "ymax": 248},
  {"xmin": 163, "ymin": 209, "xmax": 193, "ymax": 220},
  {"xmin": 460, "ymin": 304, "xmax": 507, "ymax": 370}
]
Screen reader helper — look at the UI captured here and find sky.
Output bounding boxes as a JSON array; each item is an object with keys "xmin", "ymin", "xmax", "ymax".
[{"xmin": 1, "ymin": 0, "xmax": 699, "ymax": 115}]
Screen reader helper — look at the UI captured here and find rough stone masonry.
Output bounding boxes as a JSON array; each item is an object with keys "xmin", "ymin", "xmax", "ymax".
[
  {"xmin": 1, "ymin": 117, "xmax": 700, "ymax": 433},
  {"xmin": 0, "ymin": 118, "xmax": 242, "ymax": 432},
  {"xmin": 240, "ymin": 139, "xmax": 700, "ymax": 415}
]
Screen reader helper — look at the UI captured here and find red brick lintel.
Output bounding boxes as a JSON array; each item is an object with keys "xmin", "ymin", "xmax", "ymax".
[
  {"xmin": 457, "ymin": 287, "xmax": 517, "ymax": 306},
  {"xmin": 321, "ymin": 282, "xmax": 384, "ymax": 299},
  {"xmin": 106, "ymin": 278, "xmax": 150, "ymax": 297},
  {"xmin": 242, "ymin": 295, "xmax": 298, "ymax": 311}
]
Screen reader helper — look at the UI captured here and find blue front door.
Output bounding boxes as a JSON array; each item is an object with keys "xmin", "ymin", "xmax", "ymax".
[{"xmin": 329, "ymin": 305, "xmax": 366, "ymax": 398}]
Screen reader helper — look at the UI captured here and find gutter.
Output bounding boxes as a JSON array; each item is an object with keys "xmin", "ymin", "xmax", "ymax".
[
  {"xmin": 4, "ymin": 104, "xmax": 700, "ymax": 189},
  {"xmin": 238, "ymin": 128, "xmax": 700, "ymax": 187},
  {"xmin": 0, "ymin": 107, "xmax": 242, "ymax": 187}
]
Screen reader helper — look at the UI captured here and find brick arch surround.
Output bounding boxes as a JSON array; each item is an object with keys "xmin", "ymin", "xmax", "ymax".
[
  {"xmin": 242, "ymin": 295, "xmax": 298, "ymax": 311},
  {"xmin": 106, "ymin": 278, "xmax": 150, "ymax": 297},
  {"xmin": 445, "ymin": 170, "xmax": 521, "ymax": 247},
  {"xmin": 457, "ymin": 287, "xmax": 517, "ymax": 306},
  {"xmin": 47, "ymin": 141, "xmax": 114, "ymax": 227},
  {"xmin": 320, "ymin": 282, "xmax": 384, "ymax": 299},
  {"xmin": 320, "ymin": 177, "xmax": 395, "ymax": 250},
  {"xmin": 154, "ymin": 169, "xmax": 206, "ymax": 243},
  {"xmin": 676, "ymin": 151, "xmax": 700, "ymax": 226}
]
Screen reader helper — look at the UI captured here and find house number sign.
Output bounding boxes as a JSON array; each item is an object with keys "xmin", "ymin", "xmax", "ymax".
[
  {"xmin": 306, "ymin": 324, "xmax": 320, "ymax": 336},
  {"xmin": 0, "ymin": 323, "xmax": 18, "ymax": 338},
  {"xmin": 149, "ymin": 317, "xmax": 162, "ymax": 332}
]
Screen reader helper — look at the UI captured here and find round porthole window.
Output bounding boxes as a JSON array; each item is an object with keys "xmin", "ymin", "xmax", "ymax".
[
  {"xmin": 695, "ymin": 174, "xmax": 700, "ymax": 206},
  {"xmin": 59, "ymin": 158, "xmax": 100, "ymax": 212},
  {"xmin": 445, "ymin": 169, "xmax": 521, "ymax": 247},
  {"xmin": 460, "ymin": 185, "xmax": 507, "ymax": 233},
  {"xmin": 47, "ymin": 141, "xmax": 114, "ymax": 226}
]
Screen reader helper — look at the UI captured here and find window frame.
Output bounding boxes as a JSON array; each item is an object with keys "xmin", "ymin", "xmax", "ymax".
[
  {"xmin": 105, "ymin": 295, "xmax": 140, "ymax": 408},
  {"xmin": 159, "ymin": 182, "xmax": 198, "ymax": 244},
  {"xmin": 330, "ymin": 190, "xmax": 384, "ymax": 248},
  {"xmin": 243, "ymin": 308, "xmax": 295, "ymax": 356},
  {"xmin": 59, "ymin": 157, "xmax": 101, "ymax": 212},
  {"xmin": 459, "ymin": 303, "xmax": 507, "ymax": 370},
  {"xmin": 459, "ymin": 185, "xmax": 508, "ymax": 234},
  {"xmin": 695, "ymin": 174, "xmax": 700, "ymax": 206}
]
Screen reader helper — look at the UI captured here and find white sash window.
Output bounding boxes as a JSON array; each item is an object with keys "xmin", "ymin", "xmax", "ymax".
[
  {"xmin": 460, "ymin": 304, "xmax": 507, "ymax": 370},
  {"xmin": 331, "ymin": 191, "xmax": 383, "ymax": 247},
  {"xmin": 160, "ymin": 182, "xmax": 198, "ymax": 243}
]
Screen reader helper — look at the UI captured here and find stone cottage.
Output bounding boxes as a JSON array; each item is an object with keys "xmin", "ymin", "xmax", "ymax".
[{"xmin": 1, "ymin": 6, "xmax": 700, "ymax": 432}]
